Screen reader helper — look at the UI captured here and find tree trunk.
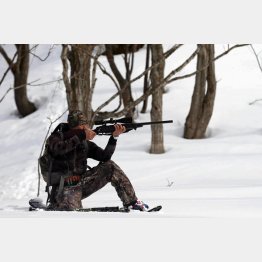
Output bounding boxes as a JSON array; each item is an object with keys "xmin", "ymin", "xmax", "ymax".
[
  {"xmin": 105, "ymin": 44, "xmax": 134, "ymax": 118},
  {"xmin": 184, "ymin": 44, "xmax": 216, "ymax": 139},
  {"xmin": 149, "ymin": 44, "xmax": 165, "ymax": 154},
  {"xmin": 141, "ymin": 44, "xmax": 151, "ymax": 113},
  {"xmin": 61, "ymin": 44, "xmax": 95, "ymax": 124},
  {"xmin": 6, "ymin": 44, "xmax": 36, "ymax": 117}
]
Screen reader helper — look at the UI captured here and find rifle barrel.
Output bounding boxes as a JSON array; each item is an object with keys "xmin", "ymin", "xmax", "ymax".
[{"xmin": 136, "ymin": 120, "xmax": 173, "ymax": 126}]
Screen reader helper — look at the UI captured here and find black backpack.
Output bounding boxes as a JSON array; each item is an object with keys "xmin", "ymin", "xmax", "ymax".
[
  {"xmin": 39, "ymin": 123, "xmax": 72, "ymax": 203},
  {"xmin": 39, "ymin": 123, "xmax": 71, "ymax": 185}
]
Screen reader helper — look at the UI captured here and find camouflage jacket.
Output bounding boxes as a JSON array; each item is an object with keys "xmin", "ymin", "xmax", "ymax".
[{"xmin": 47, "ymin": 127, "xmax": 117, "ymax": 175}]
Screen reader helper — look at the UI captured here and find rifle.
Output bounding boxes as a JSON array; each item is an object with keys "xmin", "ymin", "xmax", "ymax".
[{"xmin": 93, "ymin": 117, "xmax": 173, "ymax": 135}]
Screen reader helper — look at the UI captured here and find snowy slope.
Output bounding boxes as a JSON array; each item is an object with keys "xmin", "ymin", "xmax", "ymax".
[{"xmin": 1, "ymin": 44, "xmax": 262, "ymax": 218}]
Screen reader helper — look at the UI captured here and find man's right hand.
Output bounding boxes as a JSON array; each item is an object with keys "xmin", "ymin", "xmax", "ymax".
[
  {"xmin": 71, "ymin": 124, "xmax": 96, "ymax": 141},
  {"xmin": 82, "ymin": 125, "xmax": 97, "ymax": 140}
]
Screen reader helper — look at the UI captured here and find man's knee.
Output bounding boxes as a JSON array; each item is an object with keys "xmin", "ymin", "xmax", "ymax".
[
  {"xmin": 103, "ymin": 160, "xmax": 118, "ymax": 169},
  {"xmin": 103, "ymin": 160, "xmax": 123, "ymax": 174},
  {"xmin": 96, "ymin": 160, "xmax": 115, "ymax": 180},
  {"xmin": 98, "ymin": 160, "xmax": 124, "ymax": 181}
]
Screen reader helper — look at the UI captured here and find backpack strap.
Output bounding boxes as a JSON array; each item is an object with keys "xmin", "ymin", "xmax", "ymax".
[
  {"xmin": 45, "ymin": 156, "xmax": 54, "ymax": 206},
  {"xmin": 57, "ymin": 172, "xmax": 73, "ymax": 198}
]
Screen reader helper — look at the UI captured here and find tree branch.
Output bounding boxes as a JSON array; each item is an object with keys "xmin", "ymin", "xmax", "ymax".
[
  {"xmin": 0, "ymin": 79, "xmax": 40, "ymax": 103},
  {"xmin": 0, "ymin": 51, "xmax": 18, "ymax": 86},
  {"xmin": 165, "ymin": 46, "xmax": 200, "ymax": 82},
  {"xmin": 250, "ymin": 44, "xmax": 262, "ymax": 72},
  {"xmin": 167, "ymin": 44, "xmax": 250, "ymax": 84},
  {"xmin": 248, "ymin": 45, "xmax": 262, "ymax": 105},
  {"xmin": 97, "ymin": 61, "xmax": 120, "ymax": 91},
  {"xmin": 30, "ymin": 45, "xmax": 56, "ymax": 61},
  {"xmin": 164, "ymin": 44, "xmax": 183, "ymax": 58},
  {"xmin": 214, "ymin": 44, "xmax": 249, "ymax": 61},
  {"xmin": 105, "ymin": 45, "xmax": 125, "ymax": 84},
  {"xmin": 0, "ymin": 45, "xmax": 13, "ymax": 65}
]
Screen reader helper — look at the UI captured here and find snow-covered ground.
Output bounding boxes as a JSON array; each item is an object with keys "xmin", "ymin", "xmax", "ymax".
[{"xmin": 1, "ymin": 44, "xmax": 262, "ymax": 219}]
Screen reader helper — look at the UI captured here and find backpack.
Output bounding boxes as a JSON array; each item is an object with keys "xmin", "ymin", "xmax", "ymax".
[{"xmin": 39, "ymin": 123, "xmax": 74, "ymax": 204}]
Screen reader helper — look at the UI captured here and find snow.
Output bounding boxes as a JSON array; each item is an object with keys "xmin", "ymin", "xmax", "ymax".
[{"xmin": 1, "ymin": 44, "xmax": 262, "ymax": 261}]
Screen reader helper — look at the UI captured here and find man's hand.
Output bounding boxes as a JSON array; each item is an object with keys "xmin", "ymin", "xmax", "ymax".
[
  {"xmin": 77, "ymin": 124, "xmax": 97, "ymax": 140},
  {"xmin": 112, "ymin": 124, "xmax": 126, "ymax": 137}
]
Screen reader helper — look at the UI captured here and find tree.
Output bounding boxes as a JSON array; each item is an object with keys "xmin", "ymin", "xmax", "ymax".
[
  {"xmin": 0, "ymin": 44, "xmax": 36, "ymax": 117},
  {"xmin": 61, "ymin": 44, "xmax": 96, "ymax": 124},
  {"xmin": 104, "ymin": 44, "xmax": 135, "ymax": 118},
  {"xmin": 184, "ymin": 44, "xmax": 216, "ymax": 139},
  {"xmin": 149, "ymin": 44, "xmax": 165, "ymax": 153}
]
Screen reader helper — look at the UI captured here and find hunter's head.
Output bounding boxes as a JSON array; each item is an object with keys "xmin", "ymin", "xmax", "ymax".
[{"xmin": 67, "ymin": 110, "xmax": 88, "ymax": 128}]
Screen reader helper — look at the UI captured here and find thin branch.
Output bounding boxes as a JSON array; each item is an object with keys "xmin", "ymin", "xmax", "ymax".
[
  {"xmin": 0, "ymin": 70, "xmax": 85, "ymax": 104},
  {"xmin": 165, "ymin": 47, "xmax": 200, "ymax": 82},
  {"xmin": 97, "ymin": 61, "xmax": 120, "ymax": 91},
  {"xmin": 0, "ymin": 45, "xmax": 12, "ymax": 65},
  {"xmin": 164, "ymin": 44, "xmax": 183, "ymax": 58},
  {"xmin": 28, "ymin": 77, "xmax": 63, "ymax": 86},
  {"xmin": 0, "ymin": 51, "xmax": 18, "ymax": 86},
  {"xmin": 0, "ymin": 79, "xmax": 40, "ymax": 103},
  {"xmin": 96, "ymin": 62, "xmax": 123, "ymax": 114},
  {"xmin": 248, "ymin": 45, "xmax": 262, "ymax": 105},
  {"xmin": 30, "ymin": 45, "xmax": 55, "ymax": 61},
  {"xmin": 214, "ymin": 44, "xmax": 249, "ymax": 61},
  {"xmin": 249, "ymin": 99, "xmax": 262, "ymax": 105},
  {"xmin": 250, "ymin": 44, "xmax": 262, "ymax": 72}
]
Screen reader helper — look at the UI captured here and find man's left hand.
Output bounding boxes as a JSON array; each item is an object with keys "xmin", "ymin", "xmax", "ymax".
[{"xmin": 112, "ymin": 124, "xmax": 126, "ymax": 137}]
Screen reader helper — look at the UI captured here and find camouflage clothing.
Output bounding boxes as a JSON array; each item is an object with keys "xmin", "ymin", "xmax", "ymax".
[
  {"xmin": 51, "ymin": 160, "xmax": 137, "ymax": 210},
  {"xmin": 47, "ymin": 124, "xmax": 137, "ymax": 210}
]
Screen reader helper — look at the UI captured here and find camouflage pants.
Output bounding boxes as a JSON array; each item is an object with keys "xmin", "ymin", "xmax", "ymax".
[{"xmin": 53, "ymin": 160, "xmax": 138, "ymax": 210}]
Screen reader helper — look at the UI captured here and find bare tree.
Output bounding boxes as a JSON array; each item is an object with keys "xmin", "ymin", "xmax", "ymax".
[
  {"xmin": 149, "ymin": 44, "xmax": 165, "ymax": 154},
  {"xmin": 184, "ymin": 44, "xmax": 216, "ymax": 139},
  {"xmin": 61, "ymin": 44, "xmax": 96, "ymax": 124},
  {"xmin": 104, "ymin": 44, "xmax": 135, "ymax": 118},
  {"xmin": 0, "ymin": 44, "xmax": 36, "ymax": 117}
]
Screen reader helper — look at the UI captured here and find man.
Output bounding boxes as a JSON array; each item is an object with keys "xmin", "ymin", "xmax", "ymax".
[{"xmin": 45, "ymin": 110, "xmax": 149, "ymax": 211}]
